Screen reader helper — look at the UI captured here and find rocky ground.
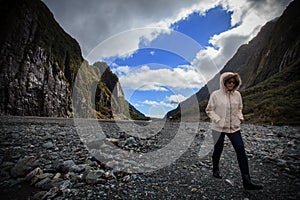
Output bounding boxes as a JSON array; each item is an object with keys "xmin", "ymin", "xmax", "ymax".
[{"xmin": 0, "ymin": 116, "xmax": 299, "ymax": 200}]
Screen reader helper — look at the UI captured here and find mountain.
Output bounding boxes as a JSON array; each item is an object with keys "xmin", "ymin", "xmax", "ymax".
[
  {"xmin": 0, "ymin": 0, "xmax": 83, "ymax": 117},
  {"xmin": 72, "ymin": 61, "xmax": 149, "ymax": 120},
  {"xmin": 0, "ymin": 0, "xmax": 148, "ymax": 120},
  {"xmin": 167, "ymin": 0, "xmax": 300, "ymax": 125}
]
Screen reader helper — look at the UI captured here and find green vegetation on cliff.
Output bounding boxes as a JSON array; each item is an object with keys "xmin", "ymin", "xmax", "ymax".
[{"xmin": 242, "ymin": 61, "xmax": 300, "ymax": 125}]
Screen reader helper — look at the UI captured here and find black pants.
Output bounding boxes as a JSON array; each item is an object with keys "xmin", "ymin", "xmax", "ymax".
[{"xmin": 212, "ymin": 130, "xmax": 249, "ymax": 176}]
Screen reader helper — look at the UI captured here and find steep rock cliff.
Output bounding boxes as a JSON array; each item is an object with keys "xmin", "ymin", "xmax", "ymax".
[
  {"xmin": 0, "ymin": 0, "xmax": 83, "ymax": 117},
  {"xmin": 72, "ymin": 61, "xmax": 149, "ymax": 120}
]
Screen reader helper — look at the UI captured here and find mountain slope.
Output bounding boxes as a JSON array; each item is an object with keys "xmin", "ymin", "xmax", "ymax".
[
  {"xmin": 72, "ymin": 61, "xmax": 149, "ymax": 120},
  {"xmin": 167, "ymin": 0, "xmax": 300, "ymax": 125},
  {"xmin": 0, "ymin": 0, "xmax": 83, "ymax": 117},
  {"xmin": 0, "ymin": 0, "xmax": 147, "ymax": 120},
  {"xmin": 242, "ymin": 61, "xmax": 300, "ymax": 125}
]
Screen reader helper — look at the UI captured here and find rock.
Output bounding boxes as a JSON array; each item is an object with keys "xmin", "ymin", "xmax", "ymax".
[
  {"xmin": 35, "ymin": 177, "xmax": 52, "ymax": 189},
  {"xmin": 108, "ymin": 138, "xmax": 120, "ymax": 144},
  {"xmin": 25, "ymin": 167, "xmax": 43, "ymax": 181},
  {"xmin": 276, "ymin": 159, "xmax": 287, "ymax": 167},
  {"xmin": 52, "ymin": 173, "xmax": 61, "ymax": 181},
  {"xmin": 32, "ymin": 191, "xmax": 48, "ymax": 200},
  {"xmin": 0, "ymin": 0, "xmax": 83, "ymax": 117},
  {"xmin": 53, "ymin": 159, "xmax": 75, "ymax": 174},
  {"xmin": 11, "ymin": 156, "xmax": 36, "ymax": 177},
  {"xmin": 42, "ymin": 141, "xmax": 54, "ymax": 149},
  {"xmin": 225, "ymin": 179, "xmax": 234, "ymax": 187},
  {"xmin": 43, "ymin": 186, "xmax": 60, "ymax": 199},
  {"xmin": 124, "ymin": 137, "xmax": 136, "ymax": 147},
  {"xmin": 86, "ymin": 170, "xmax": 106, "ymax": 184},
  {"xmin": 59, "ymin": 180, "xmax": 72, "ymax": 191},
  {"xmin": 70, "ymin": 164, "xmax": 86, "ymax": 173},
  {"xmin": 62, "ymin": 160, "xmax": 76, "ymax": 170},
  {"xmin": 122, "ymin": 175, "xmax": 131, "ymax": 182},
  {"xmin": 37, "ymin": 173, "xmax": 54, "ymax": 180}
]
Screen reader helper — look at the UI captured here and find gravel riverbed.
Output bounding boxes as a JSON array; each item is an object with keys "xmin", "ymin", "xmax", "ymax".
[{"xmin": 0, "ymin": 116, "xmax": 299, "ymax": 199}]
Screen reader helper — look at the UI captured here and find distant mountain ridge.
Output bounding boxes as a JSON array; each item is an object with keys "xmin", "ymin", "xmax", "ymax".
[
  {"xmin": 167, "ymin": 0, "xmax": 300, "ymax": 125},
  {"xmin": 0, "ymin": 0, "xmax": 148, "ymax": 120}
]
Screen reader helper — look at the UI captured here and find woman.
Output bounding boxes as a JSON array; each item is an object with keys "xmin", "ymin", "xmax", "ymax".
[{"xmin": 206, "ymin": 72, "xmax": 263, "ymax": 190}]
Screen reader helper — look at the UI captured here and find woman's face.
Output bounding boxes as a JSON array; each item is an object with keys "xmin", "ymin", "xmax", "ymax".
[{"xmin": 225, "ymin": 78, "xmax": 236, "ymax": 91}]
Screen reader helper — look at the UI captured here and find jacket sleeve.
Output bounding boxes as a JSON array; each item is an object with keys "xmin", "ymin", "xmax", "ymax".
[
  {"xmin": 237, "ymin": 92, "xmax": 244, "ymax": 121},
  {"xmin": 206, "ymin": 93, "xmax": 221, "ymax": 123}
]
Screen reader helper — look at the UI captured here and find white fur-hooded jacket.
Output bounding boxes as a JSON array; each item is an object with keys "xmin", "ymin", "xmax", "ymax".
[{"xmin": 206, "ymin": 72, "xmax": 244, "ymax": 133}]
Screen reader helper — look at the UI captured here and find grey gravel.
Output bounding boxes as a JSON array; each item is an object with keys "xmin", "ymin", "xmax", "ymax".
[{"xmin": 0, "ymin": 116, "xmax": 299, "ymax": 199}]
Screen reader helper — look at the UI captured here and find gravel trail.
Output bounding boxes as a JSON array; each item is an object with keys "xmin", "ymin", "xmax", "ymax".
[{"xmin": 0, "ymin": 116, "xmax": 299, "ymax": 199}]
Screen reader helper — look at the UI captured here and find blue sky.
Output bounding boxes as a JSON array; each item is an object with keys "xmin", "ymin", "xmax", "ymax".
[
  {"xmin": 43, "ymin": 0, "xmax": 292, "ymax": 118},
  {"xmin": 108, "ymin": 6, "xmax": 233, "ymax": 117},
  {"xmin": 171, "ymin": 6, "xmax": 234, "ymax": 47}
]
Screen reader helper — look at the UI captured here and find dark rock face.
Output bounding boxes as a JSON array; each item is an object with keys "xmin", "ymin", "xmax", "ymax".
[
  {"xmin": 0, "ymin": 0, "xmax": 83, "ymax": 117},
  {"xmin": 0, "ymin": 47, "xmax": 73, "ymax": 117},
  {"xmin": 223, "ymin": 0, "xmax": 300, "ymax": 89}
]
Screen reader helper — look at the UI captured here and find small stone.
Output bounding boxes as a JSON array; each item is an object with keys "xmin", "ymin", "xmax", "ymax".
[
  {"xmin": 122, "ymin": 175, "xmax": 131, "ymax": 182},
  {"xmin": 225, "ymin": 179, "xmax": 234, "ymax": 186},
  {"xmin": 35, "ymin": 177, "xmax": 51, "ymax": 189},
  {"xmin": 25, "ymin": 167, "xmax": 43, "ymax": 181},
  {"xmin": 11, "ymin": 156, "xmax": 36, "ymax": 177},
  {"xmin": 44, "ymin": 186, "xmax": 60, "ymax": 199},
  {"xmin": 70, "ymin": 164, "xmax": 86, "ymax": 173},
  {"xmin": 59, "ymin": 180, "xmax": 71, "ymax": 191},
  {"xmin": 276, "ymin": 159, "xmax": 287, "ymax": 166},
  {"xmin": 53, "ymin": 159, "xmax": 75, "ymax": 174},
  {"xmin": 108, "ymin": 138, "xmax": 119, "ymax": 144},
  {"xmin": 32, "ymin": 191, "xmax": 48, "ymax": 200},
  {"xmin": 124, "ymin": 137, "xmax": 136, "ymax": 147},
  {"xmin": 53, "ymin": 173, "xmax": 61, "ymax": 180},
  {"xmin": 37, "ymin": 173, "xmax": 53, "ymax": 180},
  {"xmin": 42, "ymin": 141, "xmax": 54, "ymax": 149},
  {"xmin": 86, "ymin": 170, "xmax": 106, "ymax": 184}
]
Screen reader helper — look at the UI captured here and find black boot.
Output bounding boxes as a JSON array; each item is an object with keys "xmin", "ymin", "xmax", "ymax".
[
  {"xmin": 242, "ymin": 175, "xmax": 263, "ymax": 190},
  {"xmin": 212, "ymin": 156, "xmax": 222, "ymax": 179},
  {"xmin": 213, "ymin": 170, "xmax": 222, "ymax": 179}
]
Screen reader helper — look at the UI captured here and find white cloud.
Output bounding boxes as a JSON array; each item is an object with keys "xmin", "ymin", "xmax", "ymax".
[
  {"xmin": 86, "ymin": 27, "xmax": 170, "ymax": 63},
  {"xmin": 136, "ymin": 94, "xmax": 187, "ymax": 118},
  {"xmin": 167, "ymin": 94, "xmax": 188, "ymax": 104},
  {"xmin": 189, "ymin": 0, "xmax": 292, "ymax": 82},
  {"xmin": 43, "ymin": 0, "xmax": 292, "ymax": 83},
  {"xmin": 43, "ymin": 0, "xmax": 220, "ymax": 61},
  {"xmin": 191, "ymin": 31, "xmax": 250, "ymax": 82},
  {"xmin": 117, "ymin": 65, "xmax": 204, "ymax": 91},
  {"xmin": 112, "ymin": 65, "xmax": 130, "ymax": 75},
  {"xmin": 142, "ymin": 100, "xmax": 175, "ymax": 108},
  {"xmin": 142, "ymin": 100, "xmax": 159, "ymax": 106}
]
